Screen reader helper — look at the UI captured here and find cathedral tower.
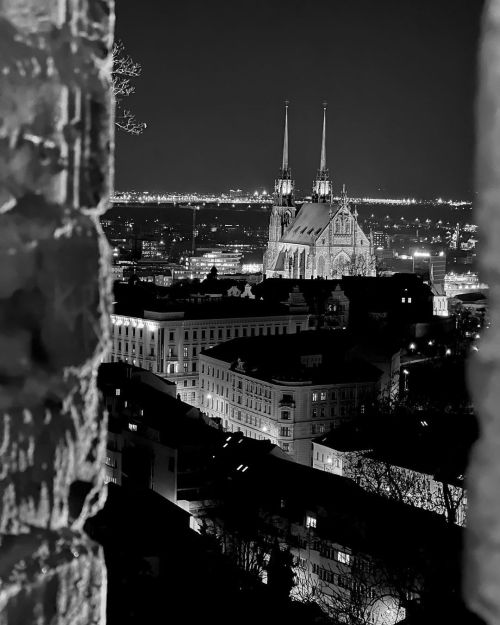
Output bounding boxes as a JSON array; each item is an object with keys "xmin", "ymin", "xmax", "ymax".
[
  {"xmin": 264, "ymin": 102, "xmax": 297, "ymax": 275},
  {"xmin": 268, "ymin": 102, "xmax": 296, "ymax": 243},
  {"xmin": 274, "ymin": 100, "xmax": 294, "ymax": 207},
  {"xmin": 312, "ymin": 103, "xmax": 332, "ymax": 203}
]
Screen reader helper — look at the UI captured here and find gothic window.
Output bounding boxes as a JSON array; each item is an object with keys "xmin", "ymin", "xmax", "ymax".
[
  {"xmin": 335, "ymin": 212, "xmax": 351, "ymax": 234},
  {"xmin": 317, "ymin": 256, "xmax": 326, "ymax": 277}
]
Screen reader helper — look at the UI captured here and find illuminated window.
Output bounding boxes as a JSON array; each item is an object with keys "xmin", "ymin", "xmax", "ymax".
[
  {"xmin": 115, "ymin": 388, "xmax": 120, "ymax": 396},
  {"xmin": 305, "ymin": 515, "xmax": 317, "ymax": 529},
  {"xmin": 183, "ymin": 347, "xmax": 188, "ymax": 357},
  {"xmin": 129, "ymin": 423, "xmax": 137, "ymax": 431},
  {"xmin": 312, "ymin": 392, "xmax": 318, "ymax": 402},
  {"xmin": 320, "ymin": 391, "xmax": 327, "ymax": 401},
  {"xmin": 336, "ymin": 551, "xmax": 351, "ymax": 565}
]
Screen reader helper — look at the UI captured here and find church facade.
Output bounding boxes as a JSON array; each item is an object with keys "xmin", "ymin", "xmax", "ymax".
[{"xmin": 264, "ymin": 104, "xmax": 375, "ymax": 280}]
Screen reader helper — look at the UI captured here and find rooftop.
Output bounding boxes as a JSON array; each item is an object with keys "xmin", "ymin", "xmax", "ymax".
[
  {"xmin": 114, "ymin": 293, "xmax": 304, "ymax": 321},
  {"xmin": 201, "ymin": 330, "xmax": 383, "ymax": 385}
]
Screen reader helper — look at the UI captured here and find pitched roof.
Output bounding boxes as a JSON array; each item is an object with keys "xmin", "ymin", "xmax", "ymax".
[{"xmin": 281, "ymin": 202, "xmax": 332, "ymax": 244}]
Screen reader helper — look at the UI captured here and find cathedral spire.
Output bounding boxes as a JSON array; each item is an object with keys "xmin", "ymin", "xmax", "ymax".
[
  {"xmin": 282, "ymin": 100, "xmax": 289, "ymax": 173},
  {"xmin": 312, "ymin": 102, "xmax": 332, "ymax": 203},
  {"xmin": 274, "ymin": 100, "xmax": 294, "ymax": 207},
  {"xmin": 320, "ymin": 102, "xmax": 327, "ymax": 172}
]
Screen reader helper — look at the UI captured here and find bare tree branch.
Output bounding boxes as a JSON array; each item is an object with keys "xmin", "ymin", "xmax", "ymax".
[{"xmin": 112, "ymin": 40, "xmax": 147, "ymax": 135}]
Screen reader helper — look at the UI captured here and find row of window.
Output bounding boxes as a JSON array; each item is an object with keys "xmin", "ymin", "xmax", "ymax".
[
  {"xmin": 311, "ymin": 423, "xmax": 329, "ymax": 435},
  {"xmin": 116, "ymin": 342, "xmax": 154, "ymax": 356},
  {"xmin": 114, "ymin": 325, "xmax": 149, "ymax": 339},
  {"xmin": 185, "ymin": 325, "xmax": 290, "ymax": 342},
  {"xmin": 319, "ymin": 546, "xmax": 351, "ymax": 564},
  {"xmin": 311, "ymin": 565, "xmax": 375, "ymax": 596},
  {"xmin": 313, "ymin": 405, "xmax": 351, "ymax": 418},
  {"xmin": 201, "ymin": 381, "xmax": 273, "ymax": 414},
  {"xmin": 315, "ymin": 451, "xmax": 342, "ymax": 468},
  {"xmin": 234, "ymin": 409, "xmax": 269, "ymax": 427},
  {"xmin": 312, "ymin": 389, "xmax": 356, "ymax": 402},
  {"xmin": 114, "ymin": 322, "xmax": 298, "ymax": 345}
]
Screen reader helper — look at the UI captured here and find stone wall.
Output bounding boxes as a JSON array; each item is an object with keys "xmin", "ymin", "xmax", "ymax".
[
  {"xmin": 465, "ymin": 1, "xmax": 500, "ymax": 623},
  {"xmin": 0, "ymin": 1, "xmax": 114, "ymax": 623}
]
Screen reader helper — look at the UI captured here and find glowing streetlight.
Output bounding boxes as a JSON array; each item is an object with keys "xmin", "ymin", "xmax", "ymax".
[
  {"xmin": 409, "ymin": 343, "xmax": 416, "ymax": 351},
  {"xmin": 402, "ymin": 369, "xmax": 410, "ymax": 392}
]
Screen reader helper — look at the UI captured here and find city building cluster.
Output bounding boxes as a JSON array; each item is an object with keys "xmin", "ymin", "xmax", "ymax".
[{"xmin": 97, "ymin": 107, "xmax": 486, "ymax": 625}]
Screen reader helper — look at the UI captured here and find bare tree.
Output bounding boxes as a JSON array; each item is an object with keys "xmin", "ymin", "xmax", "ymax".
[
  {"xmin": 113, "ymin": 40, "xmax": 147, "ymax": 135},
  {"xmin": 345, "ymin": 451, "xmax": 467, "ymax": 526},
  {"xmin": 291, "ymin": 544, "xmax": 411, "ymax": 625},
  {"xmin": 196, "ymin": 508, "xmax": 273, "ymax": 582}
]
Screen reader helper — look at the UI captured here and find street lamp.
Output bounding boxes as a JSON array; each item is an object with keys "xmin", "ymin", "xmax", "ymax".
[
  {"xmin": 402, "ymin": 369, "xmax": 410, "ymax": 392},
  {"xmin": 409, "ymin": 342, "xmax": 416, "ymax": 352}
]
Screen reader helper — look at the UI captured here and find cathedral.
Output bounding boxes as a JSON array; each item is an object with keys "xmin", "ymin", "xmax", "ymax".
[{"xmin": 263, "ymin": 104, "xmax": 376, "ymax": 280}]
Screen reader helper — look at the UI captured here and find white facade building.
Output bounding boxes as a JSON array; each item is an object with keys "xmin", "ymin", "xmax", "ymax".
[
  {"xmin": 107, "ymin": 304, "xmax": 309, "ymax": 407},
  {"xmin": 199, "ymin": 332, "xmax": 381, "ymax": 466}
]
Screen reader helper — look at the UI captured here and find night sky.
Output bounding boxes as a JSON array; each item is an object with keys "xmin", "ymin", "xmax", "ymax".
[{"xmin": 115, "ymin": 0, "xmax": 483, "ymax": 199}]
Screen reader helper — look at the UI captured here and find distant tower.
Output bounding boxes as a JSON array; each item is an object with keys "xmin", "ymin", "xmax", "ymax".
[
  {"xmin": 264, "ymin": 102, "xmax": 297, "ymax": 275},
  {"xmin": 312, "ymin": 103, "xmax": 332, "ymax": 203},
  {"xmin": 274, "ymin": 101, "xmax": 294, "ymax": 207}
]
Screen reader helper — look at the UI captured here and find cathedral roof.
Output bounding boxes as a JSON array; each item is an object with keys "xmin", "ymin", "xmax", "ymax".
[{"xmin": 280, "ymin": 202, "xmax": 333, "ymax": 244}]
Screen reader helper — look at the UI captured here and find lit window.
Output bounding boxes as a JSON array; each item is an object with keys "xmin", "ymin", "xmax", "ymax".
[
  {"xmin": 336, "ymin": 551, "xmax": 351, "ymax": 565},
  {"xmin": 320, "ymin": 391, "xmax": 327, "ymax": 401},
  {"xmin": 115, "ymin": 388, "xmax": 120, "ymax": 396},
  {"xmin": 305, "ymin": 515, "xmax": 317, "ymax": 529},
  {"xmin": 312, "ymin": 392, "xmax": 318, "ymax": 402},
  {"xmin": 129, "ymin": 423, "xmax": 137, "ymax": 431}
]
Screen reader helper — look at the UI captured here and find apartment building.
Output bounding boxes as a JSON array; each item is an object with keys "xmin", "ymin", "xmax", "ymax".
[
  {"xmin": 108, "ymin": 299, "xmax": 310, "ymax": 406},
  {"xmin": 199, "ymin": 331, "xmax": 384, "ymax": 465}
]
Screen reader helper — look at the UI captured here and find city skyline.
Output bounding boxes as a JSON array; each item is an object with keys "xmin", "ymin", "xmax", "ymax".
[{"xmin": 115, "ymin": 0, "xmax": 483, "ymax": 199}]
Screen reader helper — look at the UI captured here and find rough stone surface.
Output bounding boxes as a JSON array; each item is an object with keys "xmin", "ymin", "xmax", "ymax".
[
  {"xmin": 465, "ymin": 1, "xmax": 500, "ymax": 623},
  {"xmin": 0, "ymin": 0, "xmax": 114, "ymax": 623}
]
